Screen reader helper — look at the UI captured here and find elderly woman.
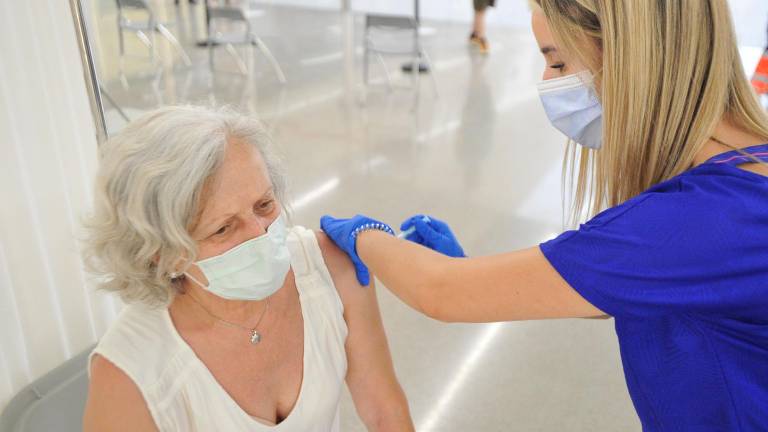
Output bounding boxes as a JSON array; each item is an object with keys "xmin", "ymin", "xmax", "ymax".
[{"xmin": 82, "ymin": 106, "xmax": 413, "ymax": 431}]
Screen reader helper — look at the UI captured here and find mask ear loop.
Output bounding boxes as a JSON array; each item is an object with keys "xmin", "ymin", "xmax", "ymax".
[
  {"xmin": 169, "ymin": 256, "xmax": 209, "ymax": 290},
  {"xmin": 280, "ymin": 203, "xmax": 293, "ymax": 227},
  {"xmin": 579, "ymin": 71, "xmax": 602, "ymax": 104},
  {"xmin": 183, "ymin": 272, "xmax": 208, "ymax": 290}
]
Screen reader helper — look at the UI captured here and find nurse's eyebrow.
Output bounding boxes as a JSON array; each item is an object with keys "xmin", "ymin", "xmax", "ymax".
[{"xmin": 541, "ymin": 46, "xmax": 557, "ymax": 54}]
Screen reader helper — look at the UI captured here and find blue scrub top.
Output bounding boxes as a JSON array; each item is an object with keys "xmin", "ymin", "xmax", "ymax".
[{"xmin": 540, "ymin": 144, "xmax": 768, "ymax": 430}]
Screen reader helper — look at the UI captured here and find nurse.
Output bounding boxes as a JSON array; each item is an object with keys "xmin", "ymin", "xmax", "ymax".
[{"xmin": 321, "ymin": 0, "xmax": 768, "ymax": 429}]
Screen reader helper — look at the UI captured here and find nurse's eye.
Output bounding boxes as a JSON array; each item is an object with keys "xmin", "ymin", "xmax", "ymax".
[{"xmin": 550, "ymin": 62, "xmax": 565, "ymax": 71}]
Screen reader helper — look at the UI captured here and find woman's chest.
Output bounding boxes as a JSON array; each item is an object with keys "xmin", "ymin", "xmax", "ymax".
[{"xmin": 186, "ymin": 302, "xmax": 306, "ymax": 423}]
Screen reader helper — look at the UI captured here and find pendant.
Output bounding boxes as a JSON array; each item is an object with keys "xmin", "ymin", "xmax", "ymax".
[{"xmin": 250, "ymin": 330, "xmax": 262, "ymax": 344}]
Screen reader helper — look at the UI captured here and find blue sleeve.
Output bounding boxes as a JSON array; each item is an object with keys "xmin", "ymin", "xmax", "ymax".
[{"xmin": 539, "ymin": 192, "xmax": 766, "ymax": 318}]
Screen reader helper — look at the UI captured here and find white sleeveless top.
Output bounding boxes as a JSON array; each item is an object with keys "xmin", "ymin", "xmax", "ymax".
[{"xmin": 90, "ymin": 227, "xmax": 349, "ymax": 431}]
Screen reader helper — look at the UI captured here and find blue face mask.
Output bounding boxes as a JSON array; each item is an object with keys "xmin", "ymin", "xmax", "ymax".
[
  {"xmin": 184, "ymin": 214, "xmax": 291, "ymax": 301},
  {"xmin": 537, "ymin": 70, "xmax": 603, "ymax": 150}
]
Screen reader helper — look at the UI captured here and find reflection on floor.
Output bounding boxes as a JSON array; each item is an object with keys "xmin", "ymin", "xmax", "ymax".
[{"xmin": 84, "ymin": 1, "xmax": 765, "ymax": 430}]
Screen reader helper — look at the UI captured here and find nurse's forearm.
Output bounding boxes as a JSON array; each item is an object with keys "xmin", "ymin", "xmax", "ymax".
[
  {"xmin": 356, "ymin": 230, "xmax": 452, "ymax": 318},
  {"xmin": 356, "ymin": 229, "xmax": 607, "ymax": 322}
]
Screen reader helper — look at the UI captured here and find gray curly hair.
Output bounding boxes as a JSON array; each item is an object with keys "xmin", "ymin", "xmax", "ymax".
[{"xmin": 82, "ymin": 105, "xmax": 287, "ymax": 306}]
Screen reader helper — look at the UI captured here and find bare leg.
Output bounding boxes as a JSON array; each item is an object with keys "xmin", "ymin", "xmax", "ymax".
[
  {"xmin": 470, "ymin": 7, "xmax": 489, "ymax": 54},
  {"xmin": 473, "ymin": 9, "xmax": 486, "ymax": 39}
]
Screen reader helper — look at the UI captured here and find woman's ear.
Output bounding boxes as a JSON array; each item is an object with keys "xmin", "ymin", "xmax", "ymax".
[{"xmin": 159, "ymin": 254, "xmax": 189, "ymax": 279}]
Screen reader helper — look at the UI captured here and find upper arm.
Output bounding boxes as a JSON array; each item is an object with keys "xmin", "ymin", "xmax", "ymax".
[
  {"xmin": 432, "ymin": 246, "xmax": 606, "ymax": 322},
  {"xmin": 314, "ymin": 232, "xmax": 413, "ymax": 429},
  {"xmin": 435, "ymin": 189, "xmax": 762, "ymax": 322},
  {"xmin": 83, "ymin": 354, "xmax": 158, "ymax": 432}
]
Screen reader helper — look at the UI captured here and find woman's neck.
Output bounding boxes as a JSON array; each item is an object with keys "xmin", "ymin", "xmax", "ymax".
[{"xmin": 173, "ymin": 280, "xmax": 270, "ymax": 328}]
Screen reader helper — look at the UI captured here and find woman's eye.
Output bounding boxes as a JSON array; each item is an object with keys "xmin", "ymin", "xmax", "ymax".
[
  {"xmin": 214, "ymin": 225, "xmax": 229, "ymax": 236},
  {"xmin": 258, "ymin": 200, "xmax": 275, "ymax": 211},
  {"xmin": 550, "ymin": 63, "xmax": 565, "ymax": 71}
]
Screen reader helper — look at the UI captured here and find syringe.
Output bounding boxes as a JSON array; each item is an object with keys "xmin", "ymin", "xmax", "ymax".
[{"xmin": 397, "ymin": 216, "xmax": 431, "ymax": 239}]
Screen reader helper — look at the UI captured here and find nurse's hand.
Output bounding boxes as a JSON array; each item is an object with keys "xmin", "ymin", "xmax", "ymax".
[
  {"xmin": 400, "ymin": 215, "xmax": 466, "ymax": 258},
  {"xmin": 320, "ymin": 214, "xmax": 395, "ymax": 286}
]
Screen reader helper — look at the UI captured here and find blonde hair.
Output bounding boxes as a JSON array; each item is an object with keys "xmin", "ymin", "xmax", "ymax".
[
  {"xmin": 82, "ymin": 105, "xmax": 286, "ymax": 306},
  {"xmin": 534, "ymin": 0, "xmax": 768, "ymax": 222}
]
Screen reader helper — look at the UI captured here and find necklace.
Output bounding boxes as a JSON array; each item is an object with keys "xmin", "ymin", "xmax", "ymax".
[
  {"xmin": 711, "ymin": 136, "xmax": 767, "ymax": 166},
  {"xmin": 185, "ymin": 294, "xmax": 270, "ymax": 344},
  {"xmin": 710, "ymin": 136, "xmax": 734, "ymax": 149}
]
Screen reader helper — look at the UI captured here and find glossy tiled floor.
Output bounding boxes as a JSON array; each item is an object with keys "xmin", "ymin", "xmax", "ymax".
[{"xmin": 85, "ymin": 1, "xmax": 768, "ymax": 430}]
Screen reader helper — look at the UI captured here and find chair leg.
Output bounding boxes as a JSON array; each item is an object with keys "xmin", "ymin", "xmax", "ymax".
[
  {"xmin": 99, "ymin": 86, "xmax": 130, "ymax": 122},
  {"xmin": 225, "ymin": 43, "xmax": 249, "ymax": 75},
  {"xmin": 134, "ymin": 29, "xmax": 154, "ymax": 62},
  {"xmin": 136, "ymin": 30, "xmax": 152, "ymax": 48},
  {"xmin": 118, "ymin": 24, "xmax": 125, "ymax": 57},
  {"xmin": 253, "ymin": 36, "xmax": 286, "ymax": 84},
  {"xmin": 156, "ymin": 23, "xmax": 192, "ymax": 66},
  {"xmin": 411, "ymin": 28, "xmax": 420, "ymax": 89},
  {"xmin": 375, "ymin": 52, "xmax": 393, "ymax": 91},
  {"xmin": 208, "ymin": 40, "xmax": 214, "ymax": 71},
  {"xmin": 363, "ymin": 30, "xmax": 370, "ymax": 85},
  {"xmin": 420, "ymin": 50, "xmax": 439, "ymax": 98},
  {"xmin": 150, "ymin": 30, "xmax": 157, "ymax": 62}
]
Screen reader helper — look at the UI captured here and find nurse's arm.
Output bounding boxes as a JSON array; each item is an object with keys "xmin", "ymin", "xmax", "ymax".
[{"xmin": 356, "ymin": 230, "xmax": 606, "ymax": 323}]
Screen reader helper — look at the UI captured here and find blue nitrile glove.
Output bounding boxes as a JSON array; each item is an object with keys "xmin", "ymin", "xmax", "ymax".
[
  {"xmin": 320, "ymin": 214, "xmax": 395, "ymax": 286},
  {"xmin": 400, "ymin": 214, "xmax": 466, "ymax": 258}
]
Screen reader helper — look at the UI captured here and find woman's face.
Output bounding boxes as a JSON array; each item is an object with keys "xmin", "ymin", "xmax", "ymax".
[
  {"xmin": 189, "ymin": 139, "xmax": 281, "ymax": 267},
  {"xmin": 532, "ymin": 10, "xmax": 588, "ymax": 81}
]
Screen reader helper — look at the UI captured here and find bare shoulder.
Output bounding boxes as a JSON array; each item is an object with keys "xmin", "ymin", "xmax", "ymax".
[
  {"xmin": 84, "ymin": 354, "xmax": 157, "ymax": 431},
  {"xmin": 313, "ymin": 231, "xmax": 373, "ymax": 310},
  {"xmin": 314, "ymin": 230, "xmax": 356, "ymax": 279}
]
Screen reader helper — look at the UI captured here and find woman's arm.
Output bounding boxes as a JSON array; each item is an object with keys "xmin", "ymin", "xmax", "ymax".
[
  {"xmin": 83, "ymin": 354, "xmax": 158, "ymax": 432},
  {"xmin": 356, "ymin": 230, "xmax": 605, "ymax": 323},
  {"xmin": 316, "ymin": 232, "xmax": 414, "ymax": 432}
]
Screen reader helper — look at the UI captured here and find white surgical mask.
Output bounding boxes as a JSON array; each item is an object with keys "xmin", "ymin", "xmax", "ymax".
[
  {"xmin": 184, "ymin": 214, "xmax": 291, "ymax": 301},
  {"xmin": 537, "ymin": 70, "xmax": 603, "ymax": 149}
]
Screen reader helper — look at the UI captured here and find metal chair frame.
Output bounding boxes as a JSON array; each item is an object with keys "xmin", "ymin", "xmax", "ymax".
[
  {"xmin": 116, "ymin": 0, "xmax": 192, "ymax": 67},
  {"xmin": 206, "ymin": 4, "xmax": 286, "ymax": 82},
  {"xmin": 363, "ymin": 1, "xmax": 437, "ymax": 95}
]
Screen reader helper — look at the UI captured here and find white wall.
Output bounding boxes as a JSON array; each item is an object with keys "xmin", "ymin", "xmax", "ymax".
[
  {"xmin": 350, "ymin": 0, "xmax": 531, "ymax": 28},
  {"xmin": 254, "ymin": 0, "xmax": 533, "ymax": 28},
  {"xmin": 258, "ymin": 0, "xmax": 768, "ymax": 39},
  {"xmin": 255, "ymin": 0, "xmax": 342, "ymax": 11},
  {"xmin": 0, "ymin": 0, "xmax": 118, "ymax": 410},
  {"xmin": 730, "ymin": 0, "xmax": 768, "ymax": 48}
]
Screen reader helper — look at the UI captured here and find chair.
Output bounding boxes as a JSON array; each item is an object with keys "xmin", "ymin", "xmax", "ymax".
[
  {"xmin": 206, "ymin": 4, "xmax": 286, "ymax": 82},
  {"xmin": 363, "ymin": 0, "xmax": 437, "ymax": 94},
  {"xmin": 116, "ymin": 0, "xmax": 192, "ymax": 67},
  {"xmin": 0, "ymin": 347, "xmax": 93, "ymax": 432}
]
